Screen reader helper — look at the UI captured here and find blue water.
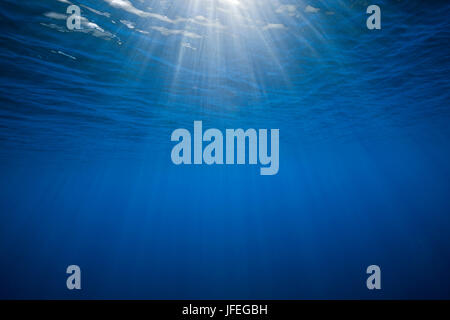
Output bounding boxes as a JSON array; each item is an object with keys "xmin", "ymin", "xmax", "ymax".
[{"xmin": 0, "ymin": 0, "xmax": 450, "ymax": 299}]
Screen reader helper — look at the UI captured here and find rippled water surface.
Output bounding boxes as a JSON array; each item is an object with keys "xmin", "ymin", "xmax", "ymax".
[{"xmin": 0, "ymin": 0, "xmax": 449, "ymax": 299}]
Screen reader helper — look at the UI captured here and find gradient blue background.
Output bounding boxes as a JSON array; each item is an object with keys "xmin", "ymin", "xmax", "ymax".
[{"xmin": 0, "ymin": 0, "xmax": 449, "ymax": 299}]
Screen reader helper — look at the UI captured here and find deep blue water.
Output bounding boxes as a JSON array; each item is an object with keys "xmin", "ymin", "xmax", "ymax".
[{"xmin": 0, "ymin": 0, "xmax": 450, "ymax": 299}]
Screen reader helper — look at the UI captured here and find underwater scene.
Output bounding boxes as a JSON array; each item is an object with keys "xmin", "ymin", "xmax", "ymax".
[{"xmin": 0, "ymin": 0, "xmax": 449, "ymax": 299}]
